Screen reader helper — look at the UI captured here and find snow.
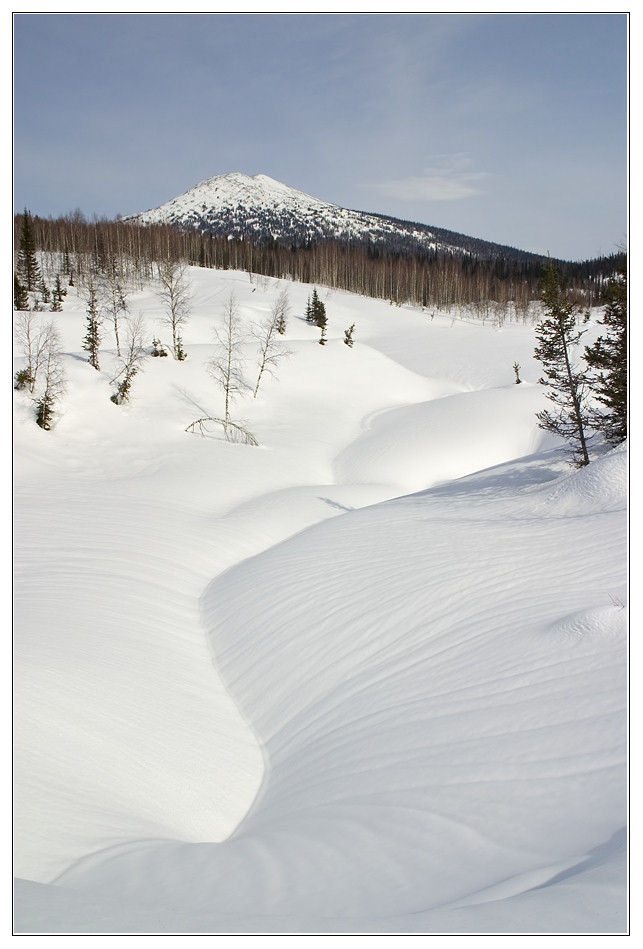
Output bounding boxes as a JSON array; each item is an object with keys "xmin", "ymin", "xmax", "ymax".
[
  {"xmin": 13, "ymin": 268, "xmax": 627, "ymax": 934},
  {"xmin": 128, "ymin": 171, "xmax": 442, "ymax": 251}
]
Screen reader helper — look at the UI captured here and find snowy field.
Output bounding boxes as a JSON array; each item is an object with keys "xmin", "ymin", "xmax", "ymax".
[{"xmin": 13, "ymin": 267, "xmax": 627, "ymax": 934}]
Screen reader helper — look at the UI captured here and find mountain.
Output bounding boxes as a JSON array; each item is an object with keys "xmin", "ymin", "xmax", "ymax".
[{"xmin": 127, "ymin": 172, "xmax": 541, "ymax": 262}]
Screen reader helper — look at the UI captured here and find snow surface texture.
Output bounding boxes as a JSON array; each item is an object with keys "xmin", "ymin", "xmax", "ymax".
[{"xmin": 13, "ymin": 269, "xmax": 627, "ymax": 934}]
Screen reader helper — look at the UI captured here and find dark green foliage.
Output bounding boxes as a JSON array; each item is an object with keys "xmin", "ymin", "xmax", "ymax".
[
  {"xmin": 534, "ymin": 261, "xmax": 591, "ymax": 467},
  {"xmin": 14, "ymin": 275, "xmax": 29, "ymax": 311},
  {"xmin": 111, "ymin": 375, "xmax": 135, "ymax": 404},
  {"xmin": 306, "ymin": 289, "xmax": 327, "ymax": 329},
  {"xmin": 344, "ymin": 324, "xmax": 355, "ymax": 347},
  {"xmin": 16, "ymin": 209, "xmax": 42, "ymax": 292},
  {"xmin": 175, "ymin": 336, "xmax": 187, "ymax": 361},
  {"xmin": 83, "ymin": 285, "xmax": 102, "ymax": 370},
  {"xmin": 151, "ymin": 337, "xmax": 168, "ymax": 357},
  {"xmin": 51, "ymin": 275, "xmax": 67, "ymax": 310},
  {"xmin": 584, "ymin": 265, "xmax": 627, "ymax": 444},
  {"xmin": 14, "ymin": 367, "xmax": 35, "ymax": 391},
  {"xmin": 35, "ymin": 393, "xmax": 55, "ymax": 430}
]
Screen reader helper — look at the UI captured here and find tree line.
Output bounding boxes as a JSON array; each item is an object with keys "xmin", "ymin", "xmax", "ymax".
[{"xmin": 14, "ymin": 210, "xmax": 624, "ymax": 315}]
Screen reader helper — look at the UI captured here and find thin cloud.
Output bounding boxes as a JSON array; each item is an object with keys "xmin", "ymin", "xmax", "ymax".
[{"xmin": 376, "ymin": 159, "xmax": 493, "ymax": 202}]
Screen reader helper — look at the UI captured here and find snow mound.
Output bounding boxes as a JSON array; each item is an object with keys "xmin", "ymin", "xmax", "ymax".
[{"xmin": 56, "ymin": 449, "xmax": 627, "ymax": 923}]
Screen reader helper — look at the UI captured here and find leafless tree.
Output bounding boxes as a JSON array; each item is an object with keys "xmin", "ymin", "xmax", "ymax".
[
  {"xmin": 99, "ymin": 260, "xmax": 129, "ymax": 357},
  {"xmin": 110, "ymin": 314, "xmax": 147, "ymax": 404},
  {"xmin": 14, "ymin": 312, "xmax": 56, "ymax": 393},
  {"xmin": 208, "ymin": 291, "xmax": 249, "ymax": 431},
  {"xmin": 34, "ymin": 323, "xmax": 65, "ymax": 430},
  {"xmin": 158, "ymin": 259, "xmax": 191, "ymax": 360},
  {"xmin": 252, "ymin": 290, "xmax": 292, "ymax": 397}
]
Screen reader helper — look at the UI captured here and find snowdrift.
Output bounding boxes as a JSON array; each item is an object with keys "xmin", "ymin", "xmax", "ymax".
[{"xmin": 13, "ymin": 269, "xmax": 627, "ymax": 933}]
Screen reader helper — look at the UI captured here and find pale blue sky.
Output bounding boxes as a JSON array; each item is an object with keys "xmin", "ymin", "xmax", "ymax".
[{"xmin": 13, "ymin": 12, "xmax": 627, "ymax": 260}]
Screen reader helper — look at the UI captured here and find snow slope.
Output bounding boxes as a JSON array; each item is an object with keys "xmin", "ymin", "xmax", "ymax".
[
  {"xmin": 13, "ymin": 268, "xmax": 627, "ymax": 933},
  {"xmin": 126, "ymin": 171, "xmax": 536, "ymax": 260}
]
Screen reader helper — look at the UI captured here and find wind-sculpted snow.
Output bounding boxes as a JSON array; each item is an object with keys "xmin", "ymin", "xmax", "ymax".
[
  {"xmin": 14, "ymin": 268, "xmax": 627, "ymax": 932},
  {"xmin": 54, "ymin": 447, "xmax": 627, "ymax": 924}
]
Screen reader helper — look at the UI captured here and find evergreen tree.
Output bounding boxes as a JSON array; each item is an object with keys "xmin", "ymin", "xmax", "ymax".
[
  {"xmin": 16, "ymin": 209, "xmax": 42, "ymax": 292},
  {"xmin": 306, "ymin": 289, "xmax": 327, "ymax": 329},
  {"xmin": 584, "ymin": 264, "xmax": 627, "ymax": 445},
  {"xmin": 344, "ymin": 324, "xmax": 355, "ymax": 347},
  {"xmin": 534, "ymin": 261, "xmax": 591, "ymax": 467},
  {"xmin": 50, "ymin": 275, "xmax": 66, "ymax": 312},
  {"xmin": 151, "ymin": 337, "xmax": 168, "ymax": 357},
  {"xmin": 83, "ymin": 284, "xmax": 102, "ymax": 371},
  {"xmin": 14, "ymin": 275, "xmax": 30, "ymax": 311}
]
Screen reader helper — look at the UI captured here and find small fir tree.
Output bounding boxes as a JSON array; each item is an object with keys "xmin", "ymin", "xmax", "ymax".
[
  {"xmin": 52, "ymin": 274, "xmax": 67, "ymax": 305},
  {"xmin": 14, "ymin": 275, "xmax": 30, "ymax": 311},
  {"xmin": 151, "ymin": 337, "xmax": 168, "ymax": 357},
  {"xmin": 344, "ymin": 324, "xmax": 355, "ymax": 347}
]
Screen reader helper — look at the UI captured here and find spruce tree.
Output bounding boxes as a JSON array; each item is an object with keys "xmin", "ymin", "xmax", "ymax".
[
  {"xmin": 83, "ymin": 284, "xmax": 102, "ymax": 371},
  {"xmin": 16, "ymin": 209, "xmax": 42, "ymax": 293},
  {"xmin": 306, "ymin": 289, "xmax": 327, "ymax": 329},
  {"xmin": 14, "ymin": 275, "xmax": 30, "ymax": 311},
  {"xmin": 584, "ymin": 265, "xmax": 627, "ymax": 445},
  {"xmin": 534, "ymin": 261, "xmax": 591, "ymax": 467}
]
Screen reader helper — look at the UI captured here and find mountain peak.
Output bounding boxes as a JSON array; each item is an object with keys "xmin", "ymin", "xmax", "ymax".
[{"xmin": 128, "ymin": 173, "xmax": 539, "ymax": 262}]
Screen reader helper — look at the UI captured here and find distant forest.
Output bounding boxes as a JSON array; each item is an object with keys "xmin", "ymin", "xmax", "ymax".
[{"xmin": 16, "ymin": 211, "xmax": 625, "ymax": 316}]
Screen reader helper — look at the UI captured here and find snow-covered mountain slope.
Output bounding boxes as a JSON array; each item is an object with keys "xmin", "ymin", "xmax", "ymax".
[
  {"xmin": 13, "ymin": 269, "xmax": 627, "ymax": 933},
  {"xmin": 127, "ymin": 172, "xmax": 537, "ymax": 260}
]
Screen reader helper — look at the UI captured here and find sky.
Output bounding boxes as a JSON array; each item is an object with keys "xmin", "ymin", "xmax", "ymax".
[{"xmin": 13, "ymin": 11, "xmax": 628, "ymax": 261}]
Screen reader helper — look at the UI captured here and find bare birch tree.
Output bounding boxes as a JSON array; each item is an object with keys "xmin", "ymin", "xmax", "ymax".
[
  {"xmin": 100, "ymin": 260, "xmax": 128, "ymax": 357},
  {"xmin": 252, "ymin": 290, "xmax": 292, "ymax": 397},
  {"xmin": 158, "ymin": 259, "xmax": 191, "ymax": 360},
  {"xmin": 34, "ymin": 323, "xmax": 65, "ymax": 430},
  {"xmin": 110, "ymin": 314, "xmax": 147, "ymax": 404},
  {"xmin": 14, "ymin": 312, "xmax": 56, "ymax": 393},
  {"xmin": 208, "ymin": 291, "xmax": 249, "ymax": 433}
]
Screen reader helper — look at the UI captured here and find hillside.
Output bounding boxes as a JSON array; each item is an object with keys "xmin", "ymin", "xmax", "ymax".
[
  {"xmin": 127, "ymin": 171, "xmax": 543, "ymax": 261},
  {"xmin": 13, "ymin": 268, "xmax": 627, "ymax": 933}
]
